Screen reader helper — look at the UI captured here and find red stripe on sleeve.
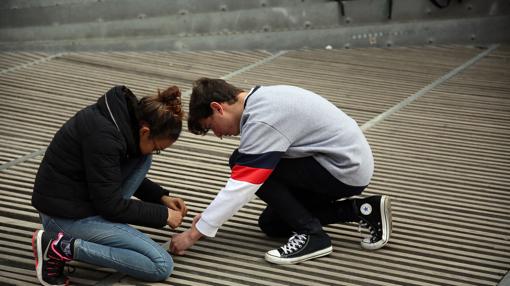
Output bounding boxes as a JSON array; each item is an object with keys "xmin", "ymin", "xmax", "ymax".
[{"xmin": 231, "ymin": 165, "xmax": 273, "ymax": 185}]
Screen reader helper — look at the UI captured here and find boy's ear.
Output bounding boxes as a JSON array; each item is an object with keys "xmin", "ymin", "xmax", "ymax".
[{"xmin": 210, "ymin": 102, "xmax": 223, "ymax": 115}]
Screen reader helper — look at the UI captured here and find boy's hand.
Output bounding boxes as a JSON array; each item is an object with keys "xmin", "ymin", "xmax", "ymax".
[{"xmin": 170, "ymin": 214, "xmax": 203, "ymax": 255}]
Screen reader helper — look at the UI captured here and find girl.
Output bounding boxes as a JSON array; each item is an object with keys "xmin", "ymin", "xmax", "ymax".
[{"xmin": 31, "ymin": 85, "xmax": 186, "ymax": 285}]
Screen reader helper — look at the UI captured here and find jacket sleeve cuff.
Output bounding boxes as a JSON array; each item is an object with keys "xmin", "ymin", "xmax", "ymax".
[{"xmin": 196, "ymin": 218, "xmax": 218, "ymax": 237}]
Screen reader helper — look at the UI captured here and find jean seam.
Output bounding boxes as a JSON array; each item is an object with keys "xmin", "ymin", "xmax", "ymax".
[
  {"xmin": 76, "ymin": 221, "xmax": 169, "ymax": 275},
  {"xmin": 44, "ymin": 216, "xmax": 67, "ymax": 234}
]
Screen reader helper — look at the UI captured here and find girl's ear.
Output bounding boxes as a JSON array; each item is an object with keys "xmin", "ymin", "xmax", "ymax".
[{"xmin": 139, "ymin": 125, "xmax": 151, "ymax": 137}]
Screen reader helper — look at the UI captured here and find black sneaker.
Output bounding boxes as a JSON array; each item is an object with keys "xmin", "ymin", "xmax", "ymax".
[
  {"xmin": 32, "ymin": 230, "xmax": 72, "ymax": 286},
  {"xmin": 264, "ymin": 232, "xmax": 332, "ymax": 265},
  {"xmin": 355, "ymin": 195, "xmax": 392, "ymax": 250}
]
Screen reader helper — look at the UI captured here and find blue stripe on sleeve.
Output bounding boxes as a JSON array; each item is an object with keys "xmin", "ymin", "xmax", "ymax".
[{"xmin": 231, "ymin": 151, "xmax": 283, "ymax": 170}]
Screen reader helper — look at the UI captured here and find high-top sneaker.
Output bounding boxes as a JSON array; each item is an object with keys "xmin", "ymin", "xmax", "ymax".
[
  {"xmin": 354, "ymin": 195, "xmax": 392, "ymax": 250},
  {"xmin": 32, "ymin": 230, "xmax": 74, "ymax": 286},
  {"xmin": 264, "ymin": 232, "xmax": 332, "ymax": 265}
]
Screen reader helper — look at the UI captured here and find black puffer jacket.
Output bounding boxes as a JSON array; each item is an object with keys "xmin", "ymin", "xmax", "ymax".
[{"xmin": 32, "ymin": 86, "xmax": 168, "ymax": 228}]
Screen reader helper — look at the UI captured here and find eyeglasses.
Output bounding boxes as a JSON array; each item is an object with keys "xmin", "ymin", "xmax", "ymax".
[{"xmin": 152, "ymin": 139, "xmax": 161, "ymax": 155}]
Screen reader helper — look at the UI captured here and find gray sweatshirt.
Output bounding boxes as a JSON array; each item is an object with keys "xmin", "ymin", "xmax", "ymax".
[{"xmin": 196, "ymin": 85, "xmax": 374, "ymax": 237}]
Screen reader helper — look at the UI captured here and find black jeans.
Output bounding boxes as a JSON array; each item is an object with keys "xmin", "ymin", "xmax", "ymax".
[{"xmin": 255, "ymin": 157, "xmax": 366, "ymax": 237}]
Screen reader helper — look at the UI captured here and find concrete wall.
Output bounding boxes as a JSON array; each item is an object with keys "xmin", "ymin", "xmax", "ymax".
[{"xmin": 0, "ymin": 0, "xmax": 509, "ymax": 51}]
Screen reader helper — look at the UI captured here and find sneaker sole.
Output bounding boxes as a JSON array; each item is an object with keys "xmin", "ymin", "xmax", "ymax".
[
  {"xmin": 32, "ymin": 230, "xmax": 45, "ymax": 286},
  {"xmin": 32, "ymin": 230, "xmax": 66, "ymax": 286},
  {"xmin": 361, "ymin": 195, "xmax": 392, "ymax": 250},
  {"xmin": 264, "ymin": 246, "xmax": 333, "ymax": 265}
]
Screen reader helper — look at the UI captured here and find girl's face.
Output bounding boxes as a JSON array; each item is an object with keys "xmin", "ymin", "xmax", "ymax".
[{"xmin": 138, "ymin": 126, "xmax": 175, "ymax": 155}]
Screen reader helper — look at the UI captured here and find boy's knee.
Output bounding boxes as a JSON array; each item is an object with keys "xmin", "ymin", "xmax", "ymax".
[
  {"xmin": 258, "ymin": 215, "xmax": 271, "ymax": 235},
  {"xmin": 258, "ymin": 213, "xmax": 291, "ymax": 238}
]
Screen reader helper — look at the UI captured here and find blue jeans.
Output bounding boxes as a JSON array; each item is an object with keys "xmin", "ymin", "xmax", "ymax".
[{"xmin": 39, "ymin": 155, "xmax": 173, "ymax": 282}]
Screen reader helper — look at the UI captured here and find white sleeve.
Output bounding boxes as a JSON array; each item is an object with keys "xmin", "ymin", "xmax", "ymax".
[
  {"xmin": 196, "ymin": 121, "xmax": 289, "ymax": 237},
  {"xmin": 196, "ymin": 178, "xmax": 260, "ymax": 237}
]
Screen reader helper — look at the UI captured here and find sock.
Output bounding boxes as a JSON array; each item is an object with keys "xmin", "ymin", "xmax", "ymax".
[{"xmin": 55, "ymin": 233, "xmax": 75, "ymax": 259}]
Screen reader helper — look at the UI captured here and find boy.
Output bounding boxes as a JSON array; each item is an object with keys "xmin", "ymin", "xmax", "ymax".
[{"xmin": 170, "ymin": 78, "xmax": 391, "ymax": 264}]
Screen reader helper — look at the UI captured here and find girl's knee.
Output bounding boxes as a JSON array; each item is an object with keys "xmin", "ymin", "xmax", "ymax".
[{"xmin": 152, "ymin": 252, "xmax": 173, "ymax": 281}]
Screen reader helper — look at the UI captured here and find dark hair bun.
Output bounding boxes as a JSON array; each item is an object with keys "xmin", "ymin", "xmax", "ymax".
[{"xmin": 158, "ymin": 86, "xmax": 183, "ymax": 119}]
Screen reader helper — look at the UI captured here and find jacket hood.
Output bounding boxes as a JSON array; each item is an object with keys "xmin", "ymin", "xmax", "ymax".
[{"xmin": 97, "ymin": 86, "xmax": 140, "ymax": 156}]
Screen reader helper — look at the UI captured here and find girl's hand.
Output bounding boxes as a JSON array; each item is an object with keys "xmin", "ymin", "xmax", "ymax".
[
  {"xmin": 161, "ymin": 196, "xmax": 188, "ymax": 216},
  {"xmin": 167, "ymin": 208, "xmax": 183, "ymax": 229}
]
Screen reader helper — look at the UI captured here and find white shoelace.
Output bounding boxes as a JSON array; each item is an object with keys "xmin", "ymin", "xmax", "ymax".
[
  {"xmin": 280, "ymin": 233, "xmax": 307, "ymax": 254},
  {"xmin": 359, "ymin": 220, "xmax": 379, "ymax": 243}
]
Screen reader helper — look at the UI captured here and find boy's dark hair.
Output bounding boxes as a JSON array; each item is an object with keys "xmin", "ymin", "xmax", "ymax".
[{"xmin": 188, "ymin": 78, "xmax": 243, "ymax": 135}]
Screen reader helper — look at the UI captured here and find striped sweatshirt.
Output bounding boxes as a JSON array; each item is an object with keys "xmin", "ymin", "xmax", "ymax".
[{"xmin": 196, "ymin": 85, "xmax": 374, "ymax": 237}]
